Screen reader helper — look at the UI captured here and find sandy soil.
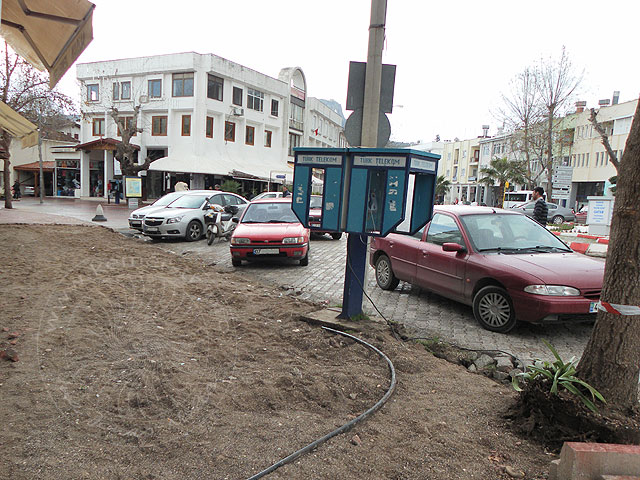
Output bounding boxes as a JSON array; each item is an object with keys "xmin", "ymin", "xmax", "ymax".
[{"xmin": 0, "ymin": 225, "xmax": 553, "ymax": 479}]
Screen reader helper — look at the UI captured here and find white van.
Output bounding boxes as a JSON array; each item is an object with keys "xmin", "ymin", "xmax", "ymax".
[{"xmin": 503, "ymin": 190, "xmax": 534, "ymax": 209}]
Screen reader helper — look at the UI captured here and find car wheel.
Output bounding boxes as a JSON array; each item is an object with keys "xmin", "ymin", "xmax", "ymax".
[
  {"xmin": 185, "ymin": 220, "xmax": 203, "ymax": 242},
  {"xmin": 552, "ymin": 215, "xmax": 564, "ymax": 225},
  {"xmin": 299, "ymin": 251, "xmax": 309, "ymax": 266},
  {"xmin": 375, "ymin": 254, "xmax": 399, "ymax": 290},
  {"xmin": 472, "ymin": 286, "xmax": 517, "ymax": 333},
  {"xmin": 330, "ymin": 232, "xmax": 343, "ymax": 240},
  {"xmin": 232, "ymin": 258, "xmax": 242, "ymax": 267}
]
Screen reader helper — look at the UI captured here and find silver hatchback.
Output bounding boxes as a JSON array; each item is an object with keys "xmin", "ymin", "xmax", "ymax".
[{"xmin": 142, "ymin": 191, "xmax": 248, "ymax": 241}]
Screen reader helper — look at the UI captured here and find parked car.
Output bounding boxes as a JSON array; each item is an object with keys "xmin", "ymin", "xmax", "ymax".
[
  {"xmin": 23, "ymin": 185, "xmax": 35, "ymax": 196},
  {"xmin": 128, "ymin": 191, "xmax": 187, "ymax": 231},
  {"xmin": 252, "ymin": 191, "xmax": 283, "ymax": 201},
  {"xmin": 370, "ymin": 205, "xmax": 604, "ymax": 333},
  {"xmin": 308, "ymin": 195, "xmax": 342, "ymax": 240},
  {"xmin": 142, "ymin": 191, "xmax": 248, "ymax": 241},
  {"xmin": 511, "ymin": 201, "xmax": 575, "ymax": 224},
  {"xmin": 230, "ymin": 198, "xmax": 309, "ymax": 266},
  {"xmin": 575, "ymin": 206, "xmax": 588, "ymax": 224}
]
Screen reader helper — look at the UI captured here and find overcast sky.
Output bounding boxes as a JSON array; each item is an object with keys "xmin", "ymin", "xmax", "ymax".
[{"xmin": 59, "ymin": 0, "xmax": 640, "ymax": 143}]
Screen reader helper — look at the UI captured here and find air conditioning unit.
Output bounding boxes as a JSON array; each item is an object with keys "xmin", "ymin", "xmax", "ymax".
[
  {"xmin": 139, "ymin": 95, "xmax": 148, "ymax": 104},
  {"xmin": 232, "ymin": 107, "xmax": 244, "ymax": 116}
]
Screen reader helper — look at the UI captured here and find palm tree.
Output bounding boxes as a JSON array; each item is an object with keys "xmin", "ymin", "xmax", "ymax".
[
  {"xmin": 479, "ymin": 157, "xmax": 526, "ymax": 207},
  {"xmin": 435, "ymin": 175, "xmax": 451, "ymax": 203}
]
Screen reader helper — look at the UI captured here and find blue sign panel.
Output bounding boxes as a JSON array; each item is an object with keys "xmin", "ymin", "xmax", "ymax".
[
  {"xmin": 322, "ymin": 167, "xmax": 342, "ymax": 231},
  {"xmin": 382, "ymin": 168, "xmax": 406, "ymax": 235},
  {"xmin": 346, "ymin": 168, "xmax": 368, "ymax": 233}
]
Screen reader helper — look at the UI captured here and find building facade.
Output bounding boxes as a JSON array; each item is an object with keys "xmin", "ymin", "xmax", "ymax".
[{"xmin": 76, "ymin": 52, "xmax": 344, "ymax": 199}]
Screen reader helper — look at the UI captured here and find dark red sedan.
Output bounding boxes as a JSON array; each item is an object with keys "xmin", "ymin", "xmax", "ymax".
[
  {"xmin": 370, "ymin": 205, "xmax": 604, "ymax": 333},
  {"xmin": 230, "ymin": 198, "xmax": 310, "ymax": 267}
]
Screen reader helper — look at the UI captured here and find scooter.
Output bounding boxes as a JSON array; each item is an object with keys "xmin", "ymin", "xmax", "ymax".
[{"xmin": 205, "ymin": 204, "xmax": 239, "ymax": 245}]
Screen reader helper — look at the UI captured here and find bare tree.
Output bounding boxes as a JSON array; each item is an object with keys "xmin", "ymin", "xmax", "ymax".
[
  {"xmin": 109, "ymin": 105, "xmax": 157, "ymax": 176},
  {"xmin": 1, "ymin": 44, "xmax": 74, "ymax": 208},
  {"xmin": 576, "ymin": 99, "xmax": 640, "ymax": 409},
  {"xmin": 588, "ymin": 107, "xmax": 620, "ymax": 171},
  {"xmin": 498, "ymin": 68, "xmax": 543, "ymax": 188},
  {"xmin": 537, "ymin": 47, "xmax": 582, "ymax": 199}
]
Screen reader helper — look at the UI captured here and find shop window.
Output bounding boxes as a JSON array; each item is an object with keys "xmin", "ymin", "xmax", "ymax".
[
  {"xmin": 172, "ymin": 72, "xmax": 194, "ymax": 97},
  {"xmin": 181, "ymin": 115, "xmax": 191, "ymax": 136},
  {"xmin": 206, "ymin": 116, "xmax": 214, "ymax": 138},
  {"xmin": 92, "ymin": 118, "xmax": 105, "ymax": 136},
  {"xmin": 271, "ymin": 99, "xmax": 279, "ymax": 117},
  {"xmin": 232, "ymin": 87, "xmax": 243, "ymax": 106},
  {"xmin": 148, "ymin": 79, "xmax": 162, "ymax": 98},
  {"xmin": 225, "ymin": 121, "xmax": 235, "ymax": 142},
  {"xmin": 245, "ymin": 125, "xmax": 255, "ymax": 145},
  {"xmin": 87, "ymin": 84, "xmax": 99, "ymax": 102},
  {"xmin": 264, "ymin": 130, "xmax": 272, "ymax": 148},
  {"xmin": 207, "ymin": 74, "xmax": 223, "ymax": 101},
  {"xmin": 152, "ymin": 116, "xmax": 168, "ymax": 136}
]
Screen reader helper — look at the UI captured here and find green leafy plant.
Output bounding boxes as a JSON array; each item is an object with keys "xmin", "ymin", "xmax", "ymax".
[
  {"xmin": 221, "ymin": 180, "xmax": 240, "ymax": 193},
  {"xmin": 512, "ymin": 340, "xmax": 605, "ymax": 413}
]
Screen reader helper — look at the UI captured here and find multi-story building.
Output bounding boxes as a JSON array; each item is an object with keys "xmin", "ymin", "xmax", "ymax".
[
  {"xmin": 76, "ymin": 52, "xmax": 344, "ymax": 199},
  {"xmin": 440, "ymin": 136, "xmax": 482, "ymax": 204}
]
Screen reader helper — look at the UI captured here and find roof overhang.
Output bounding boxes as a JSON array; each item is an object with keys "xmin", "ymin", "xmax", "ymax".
[
  {"xmin": 75, "ymin": 137, "xmax": 140, "ymax": 151},
  {"xmin": 0, "ymin": 0, "xmax": 95, "ymax": 88}
]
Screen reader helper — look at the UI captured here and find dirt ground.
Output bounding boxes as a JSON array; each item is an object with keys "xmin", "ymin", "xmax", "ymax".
[{"xmin": 1, "ymin": 225, "xmax": 554, "ymax": 479}]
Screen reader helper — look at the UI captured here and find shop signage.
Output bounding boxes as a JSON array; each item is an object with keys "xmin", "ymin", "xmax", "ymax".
[{"xmin": 125, "ymin": 176, "xmax": 142, "ymax": 198}]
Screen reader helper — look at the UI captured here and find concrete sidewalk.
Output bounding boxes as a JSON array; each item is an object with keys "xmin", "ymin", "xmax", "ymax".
[{"xmin": 0, "ymin": 197, "xmax": 136, "ymax": 230}]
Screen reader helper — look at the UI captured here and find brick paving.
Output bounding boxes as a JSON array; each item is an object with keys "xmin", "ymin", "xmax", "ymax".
[{"xmin": 164, "ymin": 233, "xmax": 594, "ymax": 363}]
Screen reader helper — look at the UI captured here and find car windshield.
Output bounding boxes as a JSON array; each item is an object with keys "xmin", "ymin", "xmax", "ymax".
[
  {"xmin": 310, "ymin": 196, "xmax": 323, "ymax": 208},
  {"xmin": 166, "ymin": 195, "xmax": 210, "ymax": 209},
  {"xmin": 241, "ymin": 202, "xmax": 299, "ymax": 224},
  {"xmin": 152, "ymin": 192, "xmax": 184, "ymax": 207},
  {"xmin": 460, "ymin": 213, "xmax": 572, "ymax": 253}
]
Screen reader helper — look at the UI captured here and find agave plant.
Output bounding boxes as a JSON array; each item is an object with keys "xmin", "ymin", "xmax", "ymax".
[{"xmin": 512, "ymin": 340, "xmax": 606, "ymax": 413}]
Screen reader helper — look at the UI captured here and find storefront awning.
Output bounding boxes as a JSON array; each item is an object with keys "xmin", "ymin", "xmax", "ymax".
[
  {"xmin": 0, "ymin": 0, "xmax": 95, "ymax": 88},
  {"xmin": 0, "ymin": 100, "xmax": 38, "ymax": 147},
  {"xmin": 14, "ymin": 160, "xmax": 54, "ymax": 171}
]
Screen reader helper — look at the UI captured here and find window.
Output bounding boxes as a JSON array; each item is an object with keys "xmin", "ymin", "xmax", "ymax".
[
  {"xmin": 172, "ymin": 72, "xmax": 194, "ymax": 97},
  {"xmin": 148, "ymin": 79, "xmax": 162, "ymax": 98},
  {"xmin": 247, "ymin": 88, "xmax": 264, "ymax": 112},
  {"xmin": 92, "ymin": 118, "xmax": 105, "ymax": 136},
  {"xmin": 271, "ymin": 99, "xmax": 279, "ymax": 117},
  {"xmin": 264, "ymin": 129, "xmax": 272, "ymax": 147},
  {"xmin": 112, "ymin": 82, "xmax": 119, "ymax": 101},
  {"xmin": 152, "ymin": 116, "xmax": 168, "ymax": 136},
  {"xmin": 87, "ymin": 84, "xmax": 99, "ymax": 102},
  {"xmin": 206, "ymin": 116, "xmax": 214, "ymax": 138},
  {"xmin": 288, "ymin": 132, "xmax": 300, "ymax": 156},
  {"xmin": 121, "ymin": 81, "xmax": 131, "ymax": 100},
  {"xmin": 225, "ymin": 121, "xmax": 235, "ymax": 142},
  {"xmin": 426, "ymin": 214, "xmax": 464, "ymax": 246},
  {"xmin": 181, "ymin": 115, "xmax": 191, "ymax": 136},
  {"xmin": 245, "ymin": 125, "xmax": 255, "ymax": 145},
  {"xmin": 207, "ymin": 74, "xmax": 223, "ymax": 101},
  {"xmin": 117, "ymin": 117, "xmax": 136, "ymax": 136},
  {"xmin": 232, "ymin": 87, "xmax": 243, "ymax": 106}
]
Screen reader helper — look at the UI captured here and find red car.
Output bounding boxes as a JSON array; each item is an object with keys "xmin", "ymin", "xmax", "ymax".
[
  {"xmin": 230, "ymin": 198, "xmax": 310, "ymax": 267},
  {"xmin": 370, "ymin": 205, "xmax": 604, "ymax": 333}
]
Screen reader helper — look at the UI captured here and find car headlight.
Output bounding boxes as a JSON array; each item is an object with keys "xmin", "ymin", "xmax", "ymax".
[
  {"xmin": 283, "ymin": 236, "xmax": 305, "ymax": 244},
  {"xmin": 166, "ymin": 215, "xmax": 185, "ymax": 224},
  {"xmin": 524, "ymin": 285, "xmax": 580, "ymax": 296},
  {"xmin": 231, "ymin": 237, "xmax": 251, "ymax": 245}
]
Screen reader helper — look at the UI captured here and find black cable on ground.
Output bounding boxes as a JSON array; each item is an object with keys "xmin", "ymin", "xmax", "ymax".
[{"xmin": 245, "ymin": 326, "xmax": 397, "ymax": 480}]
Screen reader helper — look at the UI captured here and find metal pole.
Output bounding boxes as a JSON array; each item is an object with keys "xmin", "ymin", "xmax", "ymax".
[{"xmin": 37, "ymin": 104, "xmax": 44, "ymax": 203}]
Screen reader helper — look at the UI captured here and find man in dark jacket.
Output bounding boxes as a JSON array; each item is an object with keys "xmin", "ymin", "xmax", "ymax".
[{"xmin": 532, "ymin": 186, "xmax": 548, "ymax": 226}]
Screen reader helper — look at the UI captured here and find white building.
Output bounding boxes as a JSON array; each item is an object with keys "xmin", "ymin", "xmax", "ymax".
[{"xmin": 76, "ymin": 52, "xmax": 344, "ymax": 199}]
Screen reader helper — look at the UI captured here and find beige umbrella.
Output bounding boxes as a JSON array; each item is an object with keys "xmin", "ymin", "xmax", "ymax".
[
  {"xmin": 0, "ymin": 0, "xmax": 95, "ymax": 88},
  {"xmin": 0, "ymin": 100, "xmax": 37, "ymax": 147}
]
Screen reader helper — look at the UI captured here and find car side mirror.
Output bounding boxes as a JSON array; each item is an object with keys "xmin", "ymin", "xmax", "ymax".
[
  {"xmin": 232, "ymin": 217, "xmax": 239, "ymax": 223},
  {"xmin": 442, "ymin": 242, "xmax": 466, "ymax": 253}
]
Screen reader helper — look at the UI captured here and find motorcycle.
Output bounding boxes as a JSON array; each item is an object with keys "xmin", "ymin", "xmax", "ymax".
[{"xmin": 204, "ymin": 204, "xmax": 239, "ymax": 245}]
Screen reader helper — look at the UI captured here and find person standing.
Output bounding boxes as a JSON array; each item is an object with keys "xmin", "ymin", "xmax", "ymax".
[
  {"xmin": 12, "ymin": 180, "xmax": 21, "ymax": 199},
  {"xmin": 532, "ymin": 186, "xmax": 548, "ymax": 226},
  {"xmin": 281, "ymin": 185, "xmax": 290, "ymax": 197}
]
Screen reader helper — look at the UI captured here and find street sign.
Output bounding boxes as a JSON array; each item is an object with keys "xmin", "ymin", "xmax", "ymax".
[{"xmin": 275, "ymin": 174, "xmax": 286, "ymax": 179}]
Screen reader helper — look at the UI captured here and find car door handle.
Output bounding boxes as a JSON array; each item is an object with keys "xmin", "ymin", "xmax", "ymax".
[
  {"xmin": 389, "ymin": 241, "xmax": 394, "ymax": 247},
  {"xmin": 421, "ymin": 250, "xmax": 429, "ymax": 257}
]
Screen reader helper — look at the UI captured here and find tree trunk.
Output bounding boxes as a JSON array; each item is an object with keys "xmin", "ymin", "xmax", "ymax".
[
  {"xmin": 3, "ymin": 157, "xmax": 11, "ymax": 209},
  {"xmin": 546, "ymin": 110, "xmax": 554, "ymax": 199},
  {"xmin": 577, "ymin": 100, "xmax": 640, "ymax": 410}
]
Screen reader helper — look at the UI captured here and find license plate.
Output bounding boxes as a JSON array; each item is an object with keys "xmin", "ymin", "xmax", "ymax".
[
  {"xmin": 146, "ymin": 227, "xmax": 159, "ymax": 233},
  {"xmin": 253, "ymin": 248, "xmax": 279, "ymax": 255},
  {"xmin": 131, "ymin": 220, "xmax": 141, "ymax": 226},
  {"xmin": 589, "ymin": 302, "xmax": 598, "ymax": 313}
]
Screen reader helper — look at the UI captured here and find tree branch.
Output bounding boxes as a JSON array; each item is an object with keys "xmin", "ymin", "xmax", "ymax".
[{"xmin": 588, "ymin": 108, "xmax": 620, "ymax": 171}]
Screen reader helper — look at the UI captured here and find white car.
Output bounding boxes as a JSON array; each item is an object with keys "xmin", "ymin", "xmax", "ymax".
[
  {"xmin": 128, "ymin": 191, "xmax": 188, "ymax": 231},
  {"xmin": 142, "ymin": 191, "xmax": 249, "ymax": 241},
  {"xmin": 252, "ymin": 191, "xmax": 283, "ymax": 201}
]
